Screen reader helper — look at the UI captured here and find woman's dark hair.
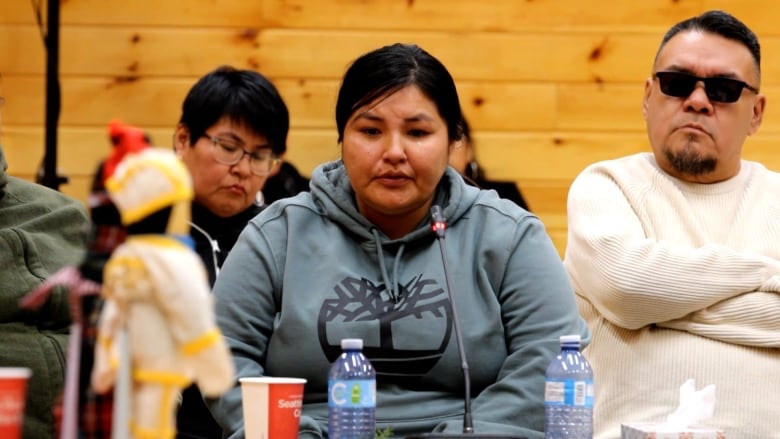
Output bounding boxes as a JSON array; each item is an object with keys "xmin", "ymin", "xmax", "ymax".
[
  {"xmin": 335, "ymin": 43, "xmax": 464, "ymax": 143},
  {"xmin": 179, "ymin": 65, "xmax": 290, "ymax": 155}
]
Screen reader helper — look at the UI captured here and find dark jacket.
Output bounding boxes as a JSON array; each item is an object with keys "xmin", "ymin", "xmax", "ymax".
[
  {"xmin": 0, "ymin": 145, "xmax": 88, "ymax": 439},
  {"xmin": 461, "ymin": 168, "xmax": 531, "ymax": 212},
  {"xmin": 262, "ymin": 161, "xmax": 309, "ymax": 205},
  {"xmin": 473, "ymin": 178, "xmax": 530, "ymax": 212},
  {"xmin": 188, "ymin": 202, "xmax": 264, "ymax": 286},
  {"xmin": 176, "ymin": 201, "xmax": 263, "ymax": 439}
]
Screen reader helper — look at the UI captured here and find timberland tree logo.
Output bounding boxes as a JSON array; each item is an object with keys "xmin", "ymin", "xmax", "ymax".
[{"xmin": 317, "ymin": 274, "xmax": 451, "ymax": 383}]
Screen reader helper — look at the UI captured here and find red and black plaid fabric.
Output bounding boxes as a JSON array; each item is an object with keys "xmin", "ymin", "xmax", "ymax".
[
  {"xmin": 78, "ymin": 295, "xmax": 115, "ymax": 438},
  {"xmin": 52, "ymin": 197, "xmax": 123, "ymax": 438},
  {"xmin": 53, "ymin": 295, "xmax": 115, "ymax": 439}
]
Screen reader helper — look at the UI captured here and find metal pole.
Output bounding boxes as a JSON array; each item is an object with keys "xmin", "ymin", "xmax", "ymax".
[{"xmin": 41, "ymin": 0, "xmax": 64, "ymax": 189}]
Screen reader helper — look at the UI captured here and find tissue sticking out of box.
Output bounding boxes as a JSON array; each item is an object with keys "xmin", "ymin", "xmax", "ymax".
[{"xmin": 664, "ymin": 379, "xmax": 716, "ymax": 429}]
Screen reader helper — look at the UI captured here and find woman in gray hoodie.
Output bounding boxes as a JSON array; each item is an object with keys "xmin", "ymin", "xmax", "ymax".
[{"xmin": 208, "ymin": 43, "xmax": 588, "ymax": 439}]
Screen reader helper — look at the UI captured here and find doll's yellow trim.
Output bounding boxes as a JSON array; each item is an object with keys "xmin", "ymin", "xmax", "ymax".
[
  {"xmin": 127, "ymin": 234, "xmax": 187, "ymax": 248},
  {"xmin": 181, "ymin": 328, "xmax": 221, "ymax": 356},
  {"xmin": 109, "ymin": 355, "xmax": 119, "ymax": 370},
  {"xmin": 96, "ymin": 336, "xmax": 120, "ymax": 370},
  {"xmin": 97, "ymin": 335, "xmax": 112, "ymax": 349},
  {"xmin": 105, "ymin": 148, "xmax": 193, "ymax": 225},
  {"xmin": 130, "ymin": 380, "xmax": 179, "ymax": 439},
  {"xmin": 104, "ymin": 255, "xmax": 146, "ymax": 271},
  {"xmin": 130, "ymin": 370, "xmax": 184, "ymax": 439},
  {"xmin": 133, "ymin": 370, "xmax": 190, "ymax": 387},
  {"xmin": 132, "ymin": 423, "xmax": 175, "ymax": 439},
  {"xmin": 115, "ymin": 189, "xmax": 191, "ymax": 226}
]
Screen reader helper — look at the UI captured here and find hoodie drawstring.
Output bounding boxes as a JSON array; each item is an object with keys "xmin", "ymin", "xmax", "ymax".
[
  {"xmin": 188, "ymin": 221, "xmax": 221, "ymax": 277},
  {"xmin": 371, "ymin": 228, "xmax": 406, "ymax": 304}
]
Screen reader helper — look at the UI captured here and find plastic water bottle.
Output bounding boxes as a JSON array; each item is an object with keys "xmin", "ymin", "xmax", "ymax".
[
  {"xmin": 328, "ymin": 338, "xmax": 376, "ymax": 439},
  {"xmin": 544, "ymin": 334, "xmax": 594, "ymax": 439}
]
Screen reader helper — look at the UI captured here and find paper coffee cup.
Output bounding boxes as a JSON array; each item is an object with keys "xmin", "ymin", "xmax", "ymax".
[
  {"xmin": 240, "ymin": 376, "xmax": 307, "ymax": 439},
  {"xmin": 0, "ymin": 367, "xmax": 32, "ymax": 439}
]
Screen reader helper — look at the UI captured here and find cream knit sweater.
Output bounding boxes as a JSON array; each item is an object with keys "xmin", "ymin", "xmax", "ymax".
[{"xmin": 564, "ymin": 152, "xmax": 780, "ymax": 439}]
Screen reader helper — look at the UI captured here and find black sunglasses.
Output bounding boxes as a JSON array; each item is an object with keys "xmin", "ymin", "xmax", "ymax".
[{"xmin": 654, "ymin": 71, "xmax": 759, "ymax": 103}]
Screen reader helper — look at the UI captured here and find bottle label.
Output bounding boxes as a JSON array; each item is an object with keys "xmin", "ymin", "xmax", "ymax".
[
  {"xmin": 544, "ymin": 379, "xmax": 594, "ymax": 407},
  {"xmin": 328, "ymin": 379, "xmax": 376, "ymax": 408}
]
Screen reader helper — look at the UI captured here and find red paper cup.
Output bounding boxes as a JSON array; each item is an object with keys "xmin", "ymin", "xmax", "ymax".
[
  {"xmin": 0, "ymin": 367, "xmax": 31, "ymax": 439},
  {"xmin": 240, "ymin": 376, "xmax": 307, "ymax": 439}
]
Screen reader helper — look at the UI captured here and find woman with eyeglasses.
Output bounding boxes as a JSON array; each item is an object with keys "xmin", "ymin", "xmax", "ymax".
[
  {"xmin": 172, "ymin": 65, "xmax": 290, "ymax": 439},
  {"xmin": 207, "ymin": 43, "xmax": 588, "ymax": 439}
]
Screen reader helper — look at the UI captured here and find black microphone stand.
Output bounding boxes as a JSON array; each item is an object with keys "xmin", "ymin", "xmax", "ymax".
[
  {"xmin": 406, "ymin": 206, "xmax": 526, "ymax": 439},
  {"xmin": 38, "ymin": 0, "xmax": 67, "ymax": 190}
]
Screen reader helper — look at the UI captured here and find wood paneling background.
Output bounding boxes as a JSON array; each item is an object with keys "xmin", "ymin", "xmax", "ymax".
[{"xmin": 2, "ymin": 0, "xmax": 779, "ymax": 255}]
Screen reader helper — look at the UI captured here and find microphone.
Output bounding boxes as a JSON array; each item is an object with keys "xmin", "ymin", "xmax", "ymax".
[{"xmin": 405, "ymin": 206, "xmax": 526, "ymax": 439}]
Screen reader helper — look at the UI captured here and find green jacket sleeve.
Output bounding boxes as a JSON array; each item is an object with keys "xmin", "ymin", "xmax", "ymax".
[{"xmin": 0, "ymin": 172, "xmax": 88, "ymax": 439}]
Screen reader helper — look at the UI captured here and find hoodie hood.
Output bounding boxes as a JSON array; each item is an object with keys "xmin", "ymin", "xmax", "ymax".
[
  {"xmin": 0, "ymin": 144, "xmax": 8, "ymax": 198},
  {"xmin": 309, "ymin": 159, "xmax": 482, "ymax": 303},
  {"xmin": 309, "ymin": 159, "xmax": 479, "ymax": 244}
]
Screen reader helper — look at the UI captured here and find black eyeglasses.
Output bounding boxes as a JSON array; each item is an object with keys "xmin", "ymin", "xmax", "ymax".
[
  {"xmin": 201, "ymin": 134, "xmax": 280, "ymax": 176},
  {"xmin": 654, "ymin": 71, "xmax": 759, "ymax": 103}
]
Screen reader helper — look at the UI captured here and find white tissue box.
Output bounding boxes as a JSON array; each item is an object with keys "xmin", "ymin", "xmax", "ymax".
[{"xmin": 621, "ymin": 422, "xmax": 725, "ymax": 439}]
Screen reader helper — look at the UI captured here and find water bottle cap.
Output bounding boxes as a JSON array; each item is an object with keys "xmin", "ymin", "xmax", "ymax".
[
  {"xmin": 559, "ymin": 334, "xmax": 581, "ymax": 344},
  {"xmin": 340, "ymin": 338, "xmax": 363, "ymax": 350}
]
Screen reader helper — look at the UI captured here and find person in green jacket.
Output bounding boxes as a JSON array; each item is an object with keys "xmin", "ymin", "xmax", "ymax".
[{"xmin": 0, "ymin": 139, "xmax": 89, "ymax": 436}]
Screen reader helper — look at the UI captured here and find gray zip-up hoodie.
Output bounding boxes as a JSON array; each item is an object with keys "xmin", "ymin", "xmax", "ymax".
[{"xmin": 209, "ymin": 160, "xmax": 588, "ymax": 439}]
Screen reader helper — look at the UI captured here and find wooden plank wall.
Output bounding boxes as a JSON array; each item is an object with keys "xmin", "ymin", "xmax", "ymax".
[{"xmin": 2, "ymin": 0, "xmax": 780, "ymax": 256}]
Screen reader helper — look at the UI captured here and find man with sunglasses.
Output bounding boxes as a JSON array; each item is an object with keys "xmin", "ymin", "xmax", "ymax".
[
  {"xmin": 564, "ymin": 10, "xmax": 778, "ymax": 439},
  {"xmin": 172, "ymin": 65, "xmax": 291, "ymax": 439}
]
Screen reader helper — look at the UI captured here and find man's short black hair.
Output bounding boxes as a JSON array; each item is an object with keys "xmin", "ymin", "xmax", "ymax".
[
  {"xmin": 179, "ymin": 66, "xmax": 290, "ymax": 155},
  {"xmin": 656, "ymin": 10, "xmax": 760, "ymax": 73}
]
